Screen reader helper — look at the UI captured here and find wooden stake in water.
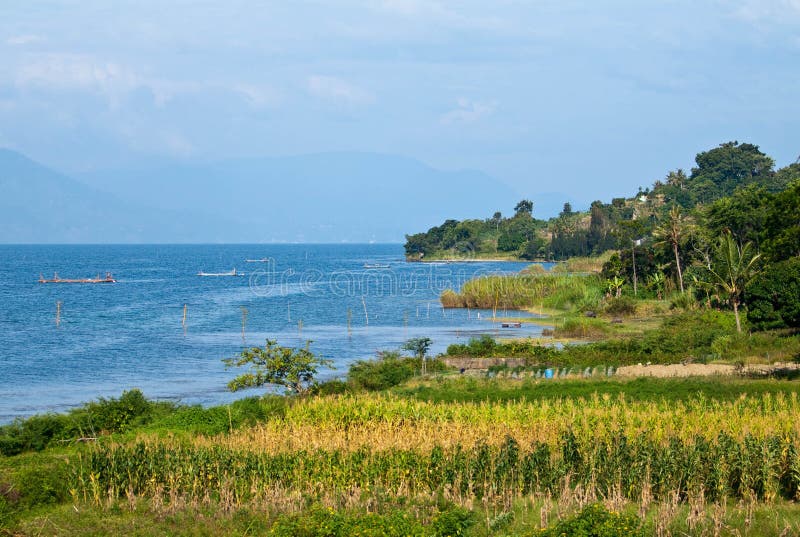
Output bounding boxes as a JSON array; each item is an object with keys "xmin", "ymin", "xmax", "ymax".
[
  {"xmin": 347, "ymin": 307, "xmax": 352, "ymax": 336},
  {"xmin": 427, "ymin": 303, "xmax": 430, "ymax": 319},
  {"xmin": 298, "ymin": 319, "xmax": 303, "ymax": 334},
  {"xmin": 55, "ymin": 301, "xmax": 62, "ymax": 328},
  {"xmin": 182, "ymin": 304, "xmax": 187, "ymax": 334},
  {"xmin": 240, "ymin": 306, "xmax": 248, "ymax": 344},
  {"xmin": 362, "ymin": 297, "xmax": 369, "ymax": 326}
]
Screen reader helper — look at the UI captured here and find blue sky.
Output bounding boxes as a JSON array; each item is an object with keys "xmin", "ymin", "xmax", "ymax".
[{"xmin": 1, "ymin": 0, "xmax": 799, "ymax": 212}]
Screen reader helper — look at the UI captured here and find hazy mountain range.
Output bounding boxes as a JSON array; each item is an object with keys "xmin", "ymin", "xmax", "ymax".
[{"xmin": 1, "ymin": 148, "xmax": 573, "ymax": 243}]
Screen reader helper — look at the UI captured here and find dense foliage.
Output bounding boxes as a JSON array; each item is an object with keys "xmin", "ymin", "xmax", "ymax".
[{"xmin": 746, "ymin": 257, "xmax": 800, "ymax": 331}]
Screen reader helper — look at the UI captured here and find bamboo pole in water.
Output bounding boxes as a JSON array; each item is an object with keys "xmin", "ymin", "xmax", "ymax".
[
  {"xmin": 362, "ymin": 297, "xmax": 369, "ymax": 326},
  {"xmin": 55, "ymin": 301, "xmax": 62, "ymax": 328},
  {"xmin": 182, "ymin": 304, "xmax": 187, "ymax": 334},
  {"xmin": 347, "ymin": 307, "xmax": 352, "ymax": 336},
  {"xmin": 240, "ymin": 306, "xmax": 248, "ymax": 344}
]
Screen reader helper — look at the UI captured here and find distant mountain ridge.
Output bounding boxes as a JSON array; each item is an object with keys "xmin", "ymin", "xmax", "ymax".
[
  {"xmin": 0, "ymin": 149, "xmax": 527, "ymax": 243},
  {"xmin": 75, "ymin": 152, "xmax": 523, "ymax": 243},
  {"xmin": 0, "ymin": 148, "xmax": 235, "ymax": 243}
]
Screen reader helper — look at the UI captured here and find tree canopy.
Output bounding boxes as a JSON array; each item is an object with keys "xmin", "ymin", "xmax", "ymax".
[{"xmin": 223, "ymin": 340, "xmax": 333, "ymax": 395}]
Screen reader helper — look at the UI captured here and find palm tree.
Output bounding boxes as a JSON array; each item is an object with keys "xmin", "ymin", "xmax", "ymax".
[
  {"xmin": 702, "ymin": 232, "xmax": 762, "ymax": 333},
  {"xmin": 653, "ymin": 206, "xmax": 693, "ymax": 293}
]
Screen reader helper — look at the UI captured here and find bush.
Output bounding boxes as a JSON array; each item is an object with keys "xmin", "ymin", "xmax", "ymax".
[
  {"xmin": 604, "ymin": 296, "xmax": 637, "ymax": 316},
  {"xmin": 746, "ymin": 257, "xmax": 800, "ymax": 331},
  {"xmin": 0, "ymin": 389, "xmax": 176, "ymax": 455},
  {"xmin": 149, "ymin": 396, "xmax": 286, "ymax": 435},
  {"xmin": 431, "ymin": 506, "xmax": 476, "ymax": 536},
  {"xmin": 446, "ymin": 336, "xmax": 557, "ymax": 361},
  {"xmin": 82, "ymin": 389, "xmax": 157, "ymax": 433},
  {"xmin": 348, "ymin": 352, "xmax": 447, "ymax": 391},
  {"xmin": 554, "ymin": 316, "xmax": 609, "ymax": 338},
  {"xmin": 15, "ymin": 464, "xmax": 70, "ymax": 508},
  {"xmin": 528, "ymin": 503, "xmax": 643, "ymax": 537},
  {"xmin": 268, "ymin": 507, "xmax": 426, "ymax": 537},
  {"xmin": 309, "ymin": 379, "xmax": 353, "ymax": 396}
]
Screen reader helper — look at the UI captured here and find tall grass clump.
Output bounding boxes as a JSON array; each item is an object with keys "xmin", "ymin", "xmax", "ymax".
[
  {"xmin": 550, "ymin": 252, "xmax": 614, "ymax": 274},
  {"xmin": 441, "ymin": 273, "xmax": 603, "ymax": 311}
]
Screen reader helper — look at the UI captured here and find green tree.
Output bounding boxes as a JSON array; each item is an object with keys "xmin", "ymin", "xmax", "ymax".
[
  {"xmin": 514, "ymin": 199, "xmax": 533, "ymax": 217},
  {"xmin": 402, "ymin": 337, "xmax": 433, "ymax": 374},
  {"xmin": 699, "ymin": 232, "xmax": 762, "ymax": 333},
  {"xmin": 223, "ymin": 339, "xmax": 333, "ymax": 395},
  {"xmin": 688, "ymin": 141, "xmax": 775, "ymax": 202},
  {"xmin": 746, "ymin": 258, "xmax": 800, "ymax": 331},
  {"xmin": 703, "ymin": 184, "xmax": 771, "ymax": 249},
  {"xmin": 763, "ymin": 179, "xmax": 800, "ymax": 262},
  {"xmin": 653, "ymin": 206, "xmax": 694, "ymax": 293}
]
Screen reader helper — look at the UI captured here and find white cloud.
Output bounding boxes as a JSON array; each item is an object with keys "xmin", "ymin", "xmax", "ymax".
[
  {"xmin": 440, "ymin": 98, "xmax": 497, "ymax": 125},
  {"xmin": 6, "ymin": 34, "xmax": 44, "ymax": 46},
  {"xmin": 729, "ymin": 0, "xmax": 800, "ymax": 24},
  {"xmin": 15, "ymin": 53, "xmax": 141, "ymax": 108},
  {"xmin": 13, "ymin": 53, "xmax": 280, "ymax": 110},
  {"xmin": 307, "ymin": 75, "xmax": 374, "ymax": 105}
]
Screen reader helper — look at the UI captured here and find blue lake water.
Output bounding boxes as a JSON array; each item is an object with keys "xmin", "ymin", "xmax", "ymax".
[{"xmin": 0, "ymin": 244, "xmax": 549, "ymax": 423}]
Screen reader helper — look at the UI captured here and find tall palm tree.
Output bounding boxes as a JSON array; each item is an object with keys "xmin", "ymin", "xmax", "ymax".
[
  {"xmin": 653, "ymin": 206, "xmax": 693, "ymax": 293},
  {"xmin": 703, "ymin": 232, "xmax": 762, "ymax": 333}
]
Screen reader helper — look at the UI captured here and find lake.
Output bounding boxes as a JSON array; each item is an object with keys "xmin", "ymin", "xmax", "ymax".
[{"xmin": 0, "ymin": 244, "xmax": 550, "ymax": 422}]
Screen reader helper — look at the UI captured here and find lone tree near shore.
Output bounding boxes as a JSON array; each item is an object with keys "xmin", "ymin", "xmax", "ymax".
[
  {"xmin": 224, "ymin": 339, "xmax": 332, "ymax": 395},
  {"xmin": 402, "ymin": 337, "xmax": 433, "ymax": 374}
]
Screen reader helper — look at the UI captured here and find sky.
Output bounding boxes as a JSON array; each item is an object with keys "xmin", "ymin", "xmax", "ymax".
[{"xmin": 1, "ymin": 0, "xmax": 799, "ymax": 213}]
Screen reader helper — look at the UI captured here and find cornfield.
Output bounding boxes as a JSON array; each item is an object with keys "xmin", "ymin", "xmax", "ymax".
[{"xmin": 71, "ymin": 392, "xmax": 800, "ymax": 510}]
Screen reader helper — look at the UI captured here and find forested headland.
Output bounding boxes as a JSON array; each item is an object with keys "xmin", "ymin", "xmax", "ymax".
[{"xmin": 405, "ymin": 141, "xmax": 799, "ymax": 264}]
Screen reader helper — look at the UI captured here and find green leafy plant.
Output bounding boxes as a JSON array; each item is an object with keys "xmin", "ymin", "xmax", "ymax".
[
  {"xmin": 224, "ymin": 339, "xmax": 333, "ymax": 395},
  {"xmin": 528, "ymin": 503, "xmax": 643, "ymax": 537}
]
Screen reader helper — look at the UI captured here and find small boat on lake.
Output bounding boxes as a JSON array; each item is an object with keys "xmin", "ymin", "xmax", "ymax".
[
  {"xmin": 197, "ymin": 268, "xmax": 243, "ymax": 277},
  {"xmin": 39, "ymin": 272, "xmax": 116, "ymax": 284},
  {"xmin": 245, "ymin": 258, "xmax": 270, "ymax": 263},
  {"xmin": 501, "ymin": 322, "xmax": 522, "ymax": 328},
  {"xmin": 363, "ymin": 263, "xmax": 391, "ymax": 269}
]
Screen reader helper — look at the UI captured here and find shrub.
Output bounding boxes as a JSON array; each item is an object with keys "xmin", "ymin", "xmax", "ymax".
[
  {"xmin": 15, "ymin": 463, "xmax": 70, "ymax": 508},
  {"xmin": 604, "ymin": 296, "xmax": 637, "ymax": 316},
  {"xmin": 149, "ymin": 396, "xmax": 286, "ymax": 434},
  {"xmin": 528, "ymin": 503, "xmax": 643, "ymax": 537},
  {"xmin": 268, "ymin": 507, "xmax": 426, "ymax": 537},
  {"xmin": 309, "ymin": 379, "xmax": 353, "ymax": 396},
  {"xmin": 0, "ymin": 390, "xmax": 177, "ymax": 455},
  {"xmin": 431, "ymin": 506, "xmax": 476, "ymax": 537},
  {"xmin": 348, "ymin": 352, "xmax": 448, "ymax": 391},
  {"xmin": 82, "ymin": 388, "xmax": 157, "ymax": 433},
  {"xmin": 554, "ymin": 316, "xmax": 609, "ymax": 339}
]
